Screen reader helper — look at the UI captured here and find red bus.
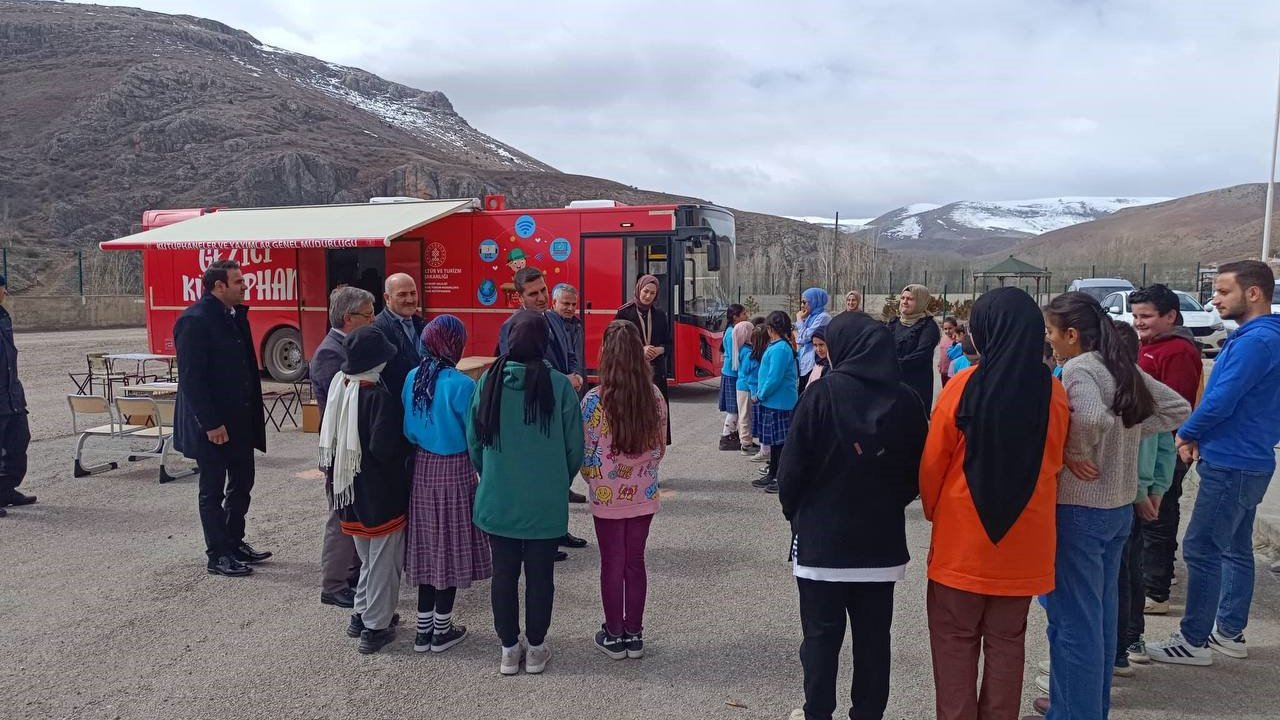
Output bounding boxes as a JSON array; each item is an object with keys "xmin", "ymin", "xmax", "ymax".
[{"xmin": 100, "ymin": 196, "xmax": 736, "ymax": 385}]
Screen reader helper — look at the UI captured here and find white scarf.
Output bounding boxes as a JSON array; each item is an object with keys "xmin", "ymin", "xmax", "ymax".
[{"xmin": 318, "ymin": 363, "xmax": 385, "ymax": 510}]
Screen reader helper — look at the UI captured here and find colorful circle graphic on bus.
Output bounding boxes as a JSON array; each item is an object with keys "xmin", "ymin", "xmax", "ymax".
[
  {"xmin": 514, "ymin": 215, "xmax": 537, "ymax": 238},
  {"xmin": 478, "ymin": 239, "xmax": 499, "ymax": 262},
  {"xmin": 477, "ymin": 278, "xmax": 498, "ymax": 306},
  {"xmin": 549, "ymin": 237, "xmax": 571, "ymax": 262}
]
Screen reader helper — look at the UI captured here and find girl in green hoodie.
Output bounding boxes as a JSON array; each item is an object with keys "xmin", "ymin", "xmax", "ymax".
[{"xmin": 468, "ymin": 310, "xmax": 585, "ymax": 676}]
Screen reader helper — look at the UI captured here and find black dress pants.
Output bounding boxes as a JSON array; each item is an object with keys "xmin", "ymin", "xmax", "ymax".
[
  {"xmin": 1142, "ymin": 457, "xmax": 1189, "ymax": 602},
  {"xmin": 0, "ymin": 412, "xmax": 30, "ymax": 494},
  {"xmin": 797, "ymin": 578, "xmax": 895, "ymax": 720},
  {"xmin": 197, "ymin": 448, "xmax": 255, "ymax": 559},
  {"xmin": 489, "ymin": 534, "xmax": 558, "ymax": 647}
]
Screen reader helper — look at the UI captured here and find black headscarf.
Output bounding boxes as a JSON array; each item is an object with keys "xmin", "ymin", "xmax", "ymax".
[
  {"xmin": 820, "ymin": 312, "xmax": 905, "ymax": 440},
  {"xmin": 956, "ymin": 287, "xmax": 1053, "ymax": 545},
  {"xmin": 474, "ymin": 310, "xmax": 555, "ymax": 448}
]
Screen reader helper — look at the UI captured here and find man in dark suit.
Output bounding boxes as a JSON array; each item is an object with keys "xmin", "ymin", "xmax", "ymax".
[
  {"xmin": 372, "ymin": 272, "xmax": 425, "ymax": 397},
  {"xmin": 174, "ymin": 260, "xmax": 269, "ymax": 577},
  {"xmin": 309, "ymin": 286, "xmax": 375, "ymax": 608},
  {"xmin": 0, "ymin": 274, "xmax": 33, "ymax": 518}
]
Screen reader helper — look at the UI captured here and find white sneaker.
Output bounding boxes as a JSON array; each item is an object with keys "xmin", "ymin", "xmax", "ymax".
[
  {"xmin": 787, "ymin": 710, "xmax": 805, "ymax": 720},
  {"xmin": 500, "ymin": 637, "xmax": 527, "ymax": 675},
  {"xmin": 1034, "ymin": 674, "xmax": 1049, "ymax": 694},
  {"xmin": 526, "ymin": 641, "xmax": 551, "ymax": 674},
  {"xmin": 1143, "ymin": 597, "xmax": 1169, "ymax": 615},
  {"xmin": 1113, "ymin": 663, "xmax": 1135, "ymax": 677},
  {"xmin": 1037, "ymin": 659, "xmax": 1051, "ymax": 675},
  {"xmin": 749, "ymin": 451, "xmax": 768, "ymax": 463},
  {"xmin": 1148, "ymin": 631, "xmax": 1213, "ymax": 666},
  {"xmin": 1209, "ymin": 629, "xmax": 1248, "ymax": 659}
]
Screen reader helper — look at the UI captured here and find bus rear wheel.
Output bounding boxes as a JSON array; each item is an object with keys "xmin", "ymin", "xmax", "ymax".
[{"xmin": 263, "ymin": 327, "xmax": 305, "ymax": 383}]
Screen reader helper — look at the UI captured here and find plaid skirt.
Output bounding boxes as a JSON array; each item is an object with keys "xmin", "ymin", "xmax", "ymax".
[
  {"xmin": 718, "ymin": 374, "xmax": 738, "ymax": 413},
  {"xmin": 405, "ymin": 449, "xmax": 493, "ymax": 589},
  {"xmin": 751, "ymin": 402, "xmax": 762, "ymax": 438},
  {"xmin": 755, "ymin": 405, "xmax": 793, "ymax": 446}
]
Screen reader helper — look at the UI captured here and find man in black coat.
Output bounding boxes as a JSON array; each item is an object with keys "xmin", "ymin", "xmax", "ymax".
[
  {"xmin": 372, "ymin": 272, "xmax": 425, "ymax": 397},
  {"xmin": 0, "ymin": 274, "xmax": 33, "ymax": 518},
  {"xmin": 309, "ymin": 286, "xmax": 375, "ymax": 608},
  {"xmin": 174, "ymin": 260, "xmax": 270, "ymax": 577}
]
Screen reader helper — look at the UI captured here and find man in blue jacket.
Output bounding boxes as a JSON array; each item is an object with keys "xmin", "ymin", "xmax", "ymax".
[
  {"xmin": 372, "ymin": 273, "xmax": 426, "ymax": 398},
  {"xmin": 1150, "ymin": 260, "xmax": 1280, "ymax": 666}
]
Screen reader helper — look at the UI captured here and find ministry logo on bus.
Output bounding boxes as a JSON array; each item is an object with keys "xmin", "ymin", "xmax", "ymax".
[{"xmin": 426, "ymin": 242, "xmax": 447, "ymax": 269}]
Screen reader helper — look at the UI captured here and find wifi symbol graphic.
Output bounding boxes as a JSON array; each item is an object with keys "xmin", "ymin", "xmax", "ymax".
[{"xmin": 514, "ymin": 215, "xmax": 537, "ymax": 238}]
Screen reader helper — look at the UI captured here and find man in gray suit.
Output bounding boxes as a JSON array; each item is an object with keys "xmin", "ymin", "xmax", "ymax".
[{"xmin": 310, "ymin": 286, "xmax": 375, "ymax": 608}]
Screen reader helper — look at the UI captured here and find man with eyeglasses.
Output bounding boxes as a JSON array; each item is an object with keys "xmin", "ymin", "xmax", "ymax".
[{"xmin": 309, "ymin": 286, "xmax": 376, "ymax": 608}]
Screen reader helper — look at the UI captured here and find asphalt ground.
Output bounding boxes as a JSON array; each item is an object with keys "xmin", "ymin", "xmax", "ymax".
[{"xmin": 1, "ymin": 328, "xmax": 1278, "ymax": 719}]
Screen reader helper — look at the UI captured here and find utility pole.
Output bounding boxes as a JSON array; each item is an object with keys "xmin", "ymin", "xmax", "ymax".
[{"xmin": 1264, "ymin": 50, "xmax": 1280, "ymax": 261}]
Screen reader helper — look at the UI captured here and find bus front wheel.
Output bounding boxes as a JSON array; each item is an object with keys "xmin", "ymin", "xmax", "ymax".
[{"xmin": 263, "ymin": 327, "xmax": 305, "ymax": 383}]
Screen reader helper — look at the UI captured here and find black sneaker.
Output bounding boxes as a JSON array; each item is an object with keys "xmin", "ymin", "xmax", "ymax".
[
  {"xmin": 358, "ymin": 627, "xmax": 396, "ymax": 654},
  {"xmin": 764, "ymin": 481, "xmax": 780, "ymax": 494},
  {"xmin": 0, "ymin": 507, "xmax": 7, "ymax": 517},
  {"xmin": 594, "ymin": 626, "xmax": 627, "ymax": 660},
  {"xmin": 413, "ymin": 631, "xmax": 433, "ymax": 653},
  {"xmin": 751, "ymin": 475, "xmax": 772, "ymax": 489},
  {"xmin": 431, "ymin": 624, "xmax": 468, "ymax": 653},
  {"xmin": 624, "ymin": 632, "xmax": 644, "ymax": 659},
  {"xmin": 718, "ymin": 434, "xmax": 739, "ymax": 451},
  {"xmin": 347, "ymin": 612, "xmax": 400, "ymax": 638}
]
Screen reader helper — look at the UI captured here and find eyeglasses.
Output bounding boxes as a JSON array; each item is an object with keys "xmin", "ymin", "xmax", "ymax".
[{"xmin": 347, "ymin": 311, "xmax": 374, "ymax": 319}]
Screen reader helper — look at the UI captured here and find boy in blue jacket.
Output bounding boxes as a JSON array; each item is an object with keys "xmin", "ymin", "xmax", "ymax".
[{"xmin": 1150, "ymin": 261, "xmax": 1280, "ymax": 666}]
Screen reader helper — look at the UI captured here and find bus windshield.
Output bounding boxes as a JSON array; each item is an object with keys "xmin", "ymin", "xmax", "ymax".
[{"xmin": 679, "ymin": 207, "xmax": 736, "ymax": 331}]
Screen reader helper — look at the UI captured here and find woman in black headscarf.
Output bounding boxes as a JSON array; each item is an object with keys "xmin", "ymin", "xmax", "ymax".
[
  {"xmin": 467, "ymin": 310, "xmax": 585, "ymax": 675},
  {"xmin": 918, "ymin": 287, "xmax": 1070, "ymax": 720},
  {"xmin": 777, "ymin": 312, "xmax": 929, "ymax": 720},
  {"xmin": 615, "ymin": 275, "xmax": 672, "ymax": 444}
]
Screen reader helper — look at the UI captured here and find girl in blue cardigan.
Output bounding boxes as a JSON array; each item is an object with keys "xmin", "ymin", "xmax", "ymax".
[{"xmin": 751, "ymin": 311, "xmax": 799, "ymax": 493}]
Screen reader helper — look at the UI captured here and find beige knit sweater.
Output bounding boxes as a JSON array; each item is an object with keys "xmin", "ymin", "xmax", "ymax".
[{"xmin": 1059, "ymin": 352, "xmax": 1191, "ymax": 509}]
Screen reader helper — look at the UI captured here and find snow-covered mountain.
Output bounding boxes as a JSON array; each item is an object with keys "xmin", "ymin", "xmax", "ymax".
[
  {"xmin": 849, "ymin": 197, "xmax": 1171, "ymax": 257},
  {"xmin": 783, "ymin": 215, "xmax": 875, "ymax": 232}
]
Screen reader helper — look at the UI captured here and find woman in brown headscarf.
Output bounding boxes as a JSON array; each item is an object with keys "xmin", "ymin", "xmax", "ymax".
[
  {"xmin": 886, "ymin": 284, "xmax": 941, "ymax": 410},
  {"xmin": 615, "ymin": 275, "xmax": 672, "ymax": 444}
]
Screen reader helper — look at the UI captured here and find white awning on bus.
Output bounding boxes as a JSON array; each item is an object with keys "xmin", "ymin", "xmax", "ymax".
[{"xmin": 99, "ymin": 198, "xmax": 479, "ymax": 251}]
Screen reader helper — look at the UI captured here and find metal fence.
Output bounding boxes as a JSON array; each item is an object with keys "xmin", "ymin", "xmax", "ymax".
[{"xmin": 0, "ymin": 247, "xmax": 142, "ymax": 296}]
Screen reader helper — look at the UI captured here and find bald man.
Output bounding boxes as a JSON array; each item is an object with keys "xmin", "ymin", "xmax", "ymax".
[{"xmin": 372, "ymin": 273, "xmax": 426, "ymax": 396}]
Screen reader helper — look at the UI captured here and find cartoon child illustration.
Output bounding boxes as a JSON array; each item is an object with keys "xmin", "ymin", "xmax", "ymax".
[{"xmin": 500, "ymin": 247, "xmax": 528, "ymax": 308}]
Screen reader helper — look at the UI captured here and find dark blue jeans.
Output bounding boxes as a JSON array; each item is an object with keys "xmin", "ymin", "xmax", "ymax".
[
  {"xmin": 1046, "ymin": 505, "xmax": 1131, "ymax": 720},
  {"xmin": 1180, "ymin": 460, "xmax": 1273, "ymax": 645}
]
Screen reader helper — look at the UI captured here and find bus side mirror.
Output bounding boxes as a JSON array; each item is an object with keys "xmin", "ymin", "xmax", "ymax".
[{"xmin": 707, "ymin": 238, "xmax": 721, "ymax": 272}]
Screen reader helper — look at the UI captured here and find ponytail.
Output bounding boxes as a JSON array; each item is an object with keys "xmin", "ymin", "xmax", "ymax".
[{"xmin": 1045, "ymin": 292, "xmax": 1155, "ymax": 428}]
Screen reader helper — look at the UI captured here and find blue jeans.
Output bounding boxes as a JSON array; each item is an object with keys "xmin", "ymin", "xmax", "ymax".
[
  {"xmin": 1046, "ymin": 505, "xmax": 1131, "ymax": 720},
  {"xmin": 1180, "ymin": 460, "xmax": 1273, "ymax": 645}
]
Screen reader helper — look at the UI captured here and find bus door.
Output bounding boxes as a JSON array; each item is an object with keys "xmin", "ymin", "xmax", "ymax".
[
  {"xmin": 625, "ymin": 235, "xmax": 675, "ymax": 379},
  {"xmin": 326, "ymin": 248, "xmax": 387, "ymax": 314}
]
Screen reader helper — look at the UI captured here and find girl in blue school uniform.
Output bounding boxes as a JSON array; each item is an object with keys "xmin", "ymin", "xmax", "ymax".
[
  {"xmin": 750, "ymin": 311, "xmax": 799, "ymax": 494},
  {"xmin": 734, "ymin": 321, "xmax": 761, "ymax": 455},
  {"xmin": 717, "ymin": 304, "xmax": 748, "ymax": 450}
]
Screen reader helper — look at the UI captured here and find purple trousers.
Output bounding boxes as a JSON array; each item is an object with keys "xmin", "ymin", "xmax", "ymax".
[{"xmin": 594, "ymin": 513, "xmax": 654, "ymax": 636}]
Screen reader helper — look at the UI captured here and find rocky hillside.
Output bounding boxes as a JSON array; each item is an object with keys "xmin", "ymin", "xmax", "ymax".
[
  {"xmin": 1011, "ymin": 184, "xmax": 1278, "ymax": 267},
  {"xmin": 0, "ymin": 0, "xmax": 855, "ymax": 294}
]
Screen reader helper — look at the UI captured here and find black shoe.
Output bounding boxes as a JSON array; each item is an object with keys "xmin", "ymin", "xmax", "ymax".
[
  {"xmin": 207, "ymin": 555, "xmax": 253, "ymax": 577},
  {"xmin": 718, "ymin": 433, "xmax": 740, "ymax": 451},
  {"xmin": 233, "ymin": 542, "xmax": 272, "ymax": 564},
  {"xmin": 594, "ymin": 626, "xmax": 628, "ymax": 660},
  {"xmin": 559, "ymin": 532, "xmax": 588, "ymax": 549},
  {"xmin": 321, "ymin": 588, "xmax": 356, "ymax": 608},
  {"xmin": 568, "ymin": 490, "xmax": 587, "ymax": 504},
  {"xmin": 764, "ymin": 481, "xmax": 780, "ymax": 494},
  {"xmin": 431, "ymin": 624, "xmax": 468, "ymax": 653},
  {"xmin": 358, "ymin": 627, "xmax": 396, "ymax": 654},
  {"xmin": 751, "ymin": 475, "xmax": 772, "ymax": 489},
  {"xmin": 413, "ymin": 631, "xmax": 433, "ymax": 653},
  {"xmin": 0, "ymin": 507, "xmax": 7, "ymax": 517},
  {"xmin": 347, "ymin": 612, "xmax": 400, "ymax": 638},
  {"xmin": 1, "ymin": 490, "xmax": 36, "ymax": 507},
  {"xmin": 624, "ymin": 632, "xmax": 645, "ymax": 659},
  {"xmin": 554, "ymin": 550, "xmax": 569, "ymax": 562}
]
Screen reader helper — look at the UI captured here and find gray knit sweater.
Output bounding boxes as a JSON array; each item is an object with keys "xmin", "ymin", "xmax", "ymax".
[{"xmin": 1059, "ymin": 352, "xmax": 1191, "ymax": 508}]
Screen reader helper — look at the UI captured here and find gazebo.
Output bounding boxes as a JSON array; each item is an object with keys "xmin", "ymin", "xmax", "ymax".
[{"xmin": 972, "ymin": 255, "xmax": 1053, "ymax": 305}]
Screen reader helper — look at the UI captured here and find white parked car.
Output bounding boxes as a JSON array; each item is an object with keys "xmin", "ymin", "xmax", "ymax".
[
  {"xmin": 1101, "ymin": 290, "xmax": 1225, "ymax": 356},
  {"xmin": 1204, "ymin": 279, "xmax": 1279, "ymax": 336}
]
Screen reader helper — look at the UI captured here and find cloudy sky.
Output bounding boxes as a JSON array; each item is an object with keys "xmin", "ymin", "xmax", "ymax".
[{"xmin": 87, "ymin": 0, "xmax": 1280, "ymax": 217}]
